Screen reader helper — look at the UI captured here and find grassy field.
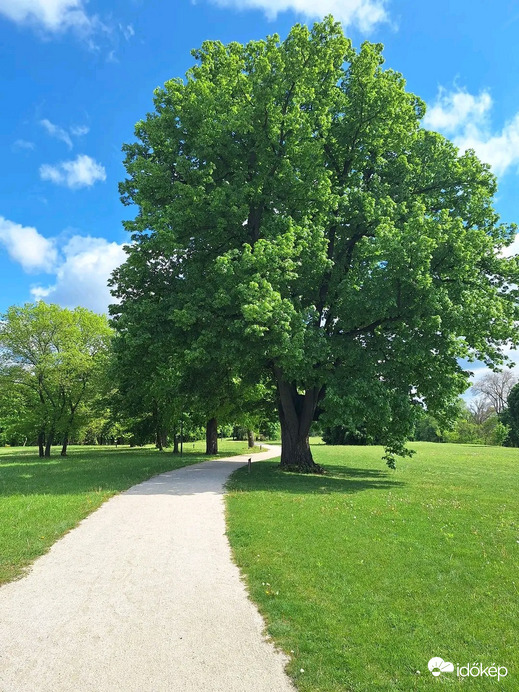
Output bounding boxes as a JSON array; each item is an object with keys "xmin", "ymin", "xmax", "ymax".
[
  {"xmin": 226, "ymin": 442, "xmax": 519, "ymax": 691},
  {"xmin": 0, "ymin": 438, "xmax": 255, "ymax": 585}
]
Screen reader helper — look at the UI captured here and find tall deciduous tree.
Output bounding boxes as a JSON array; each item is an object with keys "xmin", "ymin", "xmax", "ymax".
[
  {"xmin": 112, "ymin": 18, "xmax": 519, "ymax": 472},
  {"xmin": 0, "ymin": 303, "xmax": 112, "ymax": 457}
]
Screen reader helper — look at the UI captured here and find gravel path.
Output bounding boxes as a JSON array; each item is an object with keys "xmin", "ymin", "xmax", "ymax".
[{"xmin": 0, "ymin": 446, "xmax": 295, "ymax": 692}]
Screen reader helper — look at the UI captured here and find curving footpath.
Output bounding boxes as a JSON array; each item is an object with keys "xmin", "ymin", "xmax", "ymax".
[{"xmin": 0, "ymin": 445, "xmax": 295, "ymax": 692}]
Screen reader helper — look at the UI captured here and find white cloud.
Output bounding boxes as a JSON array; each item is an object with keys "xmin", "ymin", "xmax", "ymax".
[
  {"xmin": 502, "ymin": 233, "xmax": 519, "ymax": 258},
  {"xmin": 423, "ymin": 88, "xmax": 492, "ymax": 134},
  {"xmin": 455, "ymin": 114, "xmax": 519, "ymax": 177},
  {"xmin": 31, "ymin": 236, "xmax": 127, "ymax": 313},
  {"xmin": 40, "ymin": 154, "xmax": 106, "ymax": 189},
  {"xmin": 0, "ymin": 216, "xmax": 57, "ymax": 273},
  {"xmin": 0, "ymin": 214, "xmax": 126, "ymax": 313},
  {"xmin": 424, "ymin": 87, "xmax": 519, "ymax": 176},
  {"xmin": 208, "ymin": 0, "xmax": 388, "ymax": 31},
  {"xmin": 0, "ymin": 0, "xmax": 97, "ymax": 34}
]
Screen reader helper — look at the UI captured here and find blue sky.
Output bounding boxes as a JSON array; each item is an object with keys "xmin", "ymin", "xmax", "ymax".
[{"xmin": 1, "ymin": 0, "xmax": 519, "ymax": 381}]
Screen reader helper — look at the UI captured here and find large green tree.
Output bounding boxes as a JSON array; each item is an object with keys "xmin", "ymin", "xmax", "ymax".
[
  {"xmin": 0, "ymin": 303, "xmax": 112, "ymax": 457},
  {"xmin": 112, "ymin": 18, "xmax": 519, "ymax": 472}
]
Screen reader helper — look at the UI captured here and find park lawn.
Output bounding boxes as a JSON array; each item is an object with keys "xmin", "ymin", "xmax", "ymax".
[
  {"xmin": 0, "ymin": 439, "xmax": 255, "ymax": 585},
  {"xmin": 226, "ymin": 442, "xmax": 519, "ymax": 691}
]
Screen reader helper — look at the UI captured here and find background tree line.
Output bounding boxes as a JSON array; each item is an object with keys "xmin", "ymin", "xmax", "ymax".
[
  {"xmin": 1, "ymin": 301, "xmax": 518, "ymax": 455},
  {"xmin": 411, "ymin": 370, "xmax": 519, "ymax": 446},
  {"xmin": 0, "ymin": 302, "xmax": 279, "ymax": 456}
]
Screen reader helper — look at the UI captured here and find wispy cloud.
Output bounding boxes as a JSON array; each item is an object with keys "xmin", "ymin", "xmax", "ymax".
[
  {"xmin": 119, "ymin": 23, "xmax": 135, "ymax": 41},
  {"xmin": 40, "ymin": 154, "xmax": 106, "ymax": 189},
  {"xmin": 40, "ymin": 119, "xmax": 89, "ymax": 149},
  {"xmin": 70, "ymin": 124, "xmax": 89, "ymax": 137},
  {"xmin": 12, "ymin": 139, "xmax": 35, "ymax": 151},
  {"xmin": 424, "ymin": 87, "xmax": 519, "ymax": 176},
  {"xmin": 207, "ymin": 0, "xmax": 388, "ymax": 32},
  {"xmin": 40, "ymin": 119, "xmax": 73, "ymax": 149}
]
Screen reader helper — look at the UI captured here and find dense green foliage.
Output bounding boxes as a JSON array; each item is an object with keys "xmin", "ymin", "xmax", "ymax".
[
  {"xmin": 501, "ymin": 382, "xmax": 519, "ymax": 446},
  {"xmin": 0, "ymin": 303, "xmax": 112, "ymax": 456},
  {"xmin": 226, "ymin": 442, "xmax": 519, "ymax": 691},
  {"xmin": 113, "ymin": 17, "xmax": 519, "ymax": 470}
]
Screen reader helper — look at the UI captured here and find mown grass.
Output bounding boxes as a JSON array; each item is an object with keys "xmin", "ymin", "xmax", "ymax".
[
  {"xmin": 226, "ymin": 442, "xmax": 519, "ymax": 691},
  {"xmin": 0, "ymin": 439, "xmax": 255, "ymax": 585}
]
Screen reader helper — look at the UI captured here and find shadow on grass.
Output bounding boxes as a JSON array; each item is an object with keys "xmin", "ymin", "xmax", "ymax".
[{"xmin": 227, "ymin": 460, "xmax": 404, "ymax": 495}]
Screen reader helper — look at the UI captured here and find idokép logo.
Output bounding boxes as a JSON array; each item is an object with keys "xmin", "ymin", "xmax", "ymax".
[
  {"xmin": 428, "ymin": 657, "xmax": 454, "ymax": 677},
  {"xmin": 428, "ymin": 657, "xmax": 508, "ymax": 681}
]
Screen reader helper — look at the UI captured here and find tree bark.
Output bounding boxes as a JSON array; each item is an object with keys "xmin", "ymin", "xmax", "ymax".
[
  {"xmin": 61, "ymin": 434, "xmax": 69, "ymax": 457},
  {"xmin": 44, "ymin": 430, "xmax": 53, "ymax": 458},
  {"xmin": 38, "ymin": 431, "xmax": 45, "ymax": 458},
  {"xmin": 205, "ymin": 417, "xmax": 218, "ymax": 455},
  {"xmin": 275, "ymin": 369, "xmax": 324, "ymax": 473},
  {"xmin": 155, "ymin": 428, "xmax": 167, "ymax": 451},
  {"xmin": 247, "ymin": 429, "xmax": 255, "ymax": 448},
  {"xmin": 173, "ymin": 434, "xmax": 179, "ymax": 454}
]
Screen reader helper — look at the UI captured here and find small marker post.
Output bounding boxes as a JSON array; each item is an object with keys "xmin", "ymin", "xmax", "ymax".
[{"xmin": 248, "ymin": 457, "xmax": 252, "ymax": 473}]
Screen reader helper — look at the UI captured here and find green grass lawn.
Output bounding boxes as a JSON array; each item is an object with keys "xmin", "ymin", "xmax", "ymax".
[
  {"xmin": 226, "ymin": 442, "xmax": 519, "ymax": 691},
  {"xmin": 0, "ymin": 438, "xmax": 254, "ymax": 585}
]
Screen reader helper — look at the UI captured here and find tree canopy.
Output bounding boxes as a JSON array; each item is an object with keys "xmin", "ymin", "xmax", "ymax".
[
  {"xmin": 0, "ymin": 303, "xmax": 111, "ymax": 456},
  {"xmin": 112, "ymin": 17, "xmax": 519, "ymax": 471}
]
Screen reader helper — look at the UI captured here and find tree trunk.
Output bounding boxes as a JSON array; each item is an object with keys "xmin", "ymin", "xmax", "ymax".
[
  {"xmin": 44, "ymin": 431, "xmax": 53, "ymax": 458},
  {"xmin": 38, "ymin": 431, "xmax": 45, "ymax": 458},
  {"xmin": 205, "ymin": 417, "xmax": 218, "ymax": 455},
  {"xmin": 61, "ymin": 434, "xmax": 69, "ymax": 457},
  {"xmin": 247, "ymin": 429, "xmax": 255, "ymax": 448},
  {"xmin": 173, "ymin": 434, "xmax": 179, "ymax": 454},
  {"xmin": 276, "ymin": 369, "xmax": 324, "ymax": 473}
]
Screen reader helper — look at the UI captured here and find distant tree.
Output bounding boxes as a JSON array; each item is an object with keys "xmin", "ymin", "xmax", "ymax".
[
  {"xmin": 412, "ymin": 413, "xmax": 443, "ymax": 442},
  {"xmin": 480, "ymin": 414, "xmax": 509, "ymax": 446},
  {"xmin": 467, "ymin": 394, "xmax": 494, "ymax": 424},
  {"xmin": 443, "ymin": 415, "xmax": 480, "ymax": 444},
  {"xmin": 112, "ymin": 17, "xmax": 519, "ymax": 471},
  {"xmin": 0, "ymin": 303, "xmax": 111, "ymax": 456},
  {"xmin": 472, "ymin": 370, "xmax": 517, "ymax": 415}
]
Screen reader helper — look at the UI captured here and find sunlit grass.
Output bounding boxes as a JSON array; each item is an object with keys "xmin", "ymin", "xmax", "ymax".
[{"xmin": 226, "ymin": 442, "xmax": 519, "ymax": 691}]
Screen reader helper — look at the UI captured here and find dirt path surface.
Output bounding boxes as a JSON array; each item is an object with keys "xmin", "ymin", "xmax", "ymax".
[{"xmin": 0, "ymin": 446, "xmax": 295, "ymax": 692}]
